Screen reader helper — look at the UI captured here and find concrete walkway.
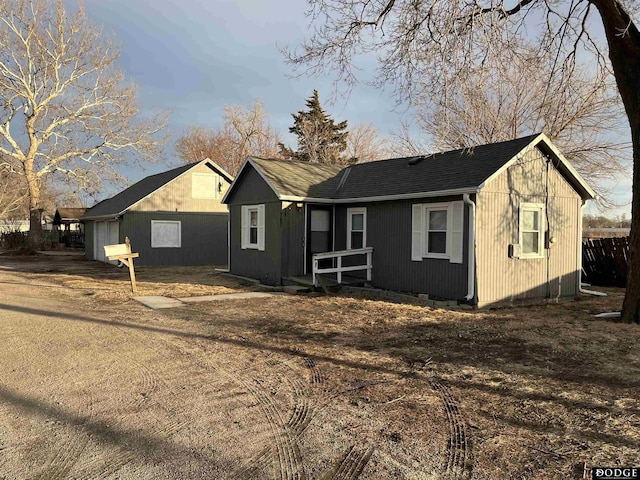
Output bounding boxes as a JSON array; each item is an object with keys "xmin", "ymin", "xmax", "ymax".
[{"xmin": 134, "ymin": 291, "xmax": 284, "ymax": 309}]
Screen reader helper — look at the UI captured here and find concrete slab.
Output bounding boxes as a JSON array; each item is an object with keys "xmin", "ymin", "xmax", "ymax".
[
  {"xmin": 283, "ymin": 285, "xmax": 310, "ymax": 294},
  {"xmin": 38, "ymin": 250, "xmax": 85, "ymax": 256},
  {"xmin": 134, "ymin": 296, "xmax": 185, "ymax": 309},
  {"xmin": 178, "ymin": 292, "xmax": 283, "ymax": 303}
]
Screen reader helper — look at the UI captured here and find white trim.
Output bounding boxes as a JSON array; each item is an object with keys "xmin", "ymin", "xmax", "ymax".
[
  {"xmin": 478, "ymin": 133, "xmax": 595, "ymax": 200},
  {"xmin": 577, "ymin": 201, "xmax": 584, "ymax": 294},
  {"xmin": 279, "ymin": 187, "xmax": 477, "ymax": 204},
  {"xmin": 332, "ymin": 204, "xmax": 336, "ymax": 256},
  {"xmin": 347, "ymin": 207, "xmax": 367, "ymax": 249},
  {"xmin": 223, "ymin": 135, "xmax": 595, "ymax": 208},
  {"xmin": 303, "ymin": 203, "xmax": 308, "ymax": 275},
  {"xmin": 83, "ymin": 158, "xmax": 234, "ymax": 220},
  {"xmin": 242, "ymin": 204, "xmax": 264, "ymax": 250},
  {"xmin": 449, "ymin": 201, "xmax": 465, "ymax": 264},
  {"xmin": 151, "ymin": 220, "xmax": 181, "ymax": 248},
  {"xmin": 463, "ymin": 194, "xmax": 476, "ymax": 302},
  {"xmin": 411, "ymin": 201, "xmax": 466, "ymax": 263},
  {"xmin": 222, "ymin": 157, "xmax": 281, "ymax": 204},
  {"xmin": 519, "ymin": 202, "xmax": 545, "ymax": 258},
  {"xmin": 423, "ymin": 202, "xmax": 450, "ymax": 259},
  {"xmin": 411, "ymin": 204, "xmax": 424, "ymax": 262}
]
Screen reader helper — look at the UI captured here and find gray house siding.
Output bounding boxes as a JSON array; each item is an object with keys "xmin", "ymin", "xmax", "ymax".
[
  {"xmin": 229, "ymin": 202, "xmax": 282, "ymax": 284},
  {"xmin": 281, "ymin": 202, "xmax": 306, "ymax": 278},
  {"xmin": 334, "ymin": 197, "xmax": 469, "ymax": 300},
  {"xmin": 120, "ymin": 212, "xmax": 228, "ymax": 266},
  {"xmin": 227, "ymin": 165, "xmax": 284, "ymax": 284},
  {"xmin": 225, "ymin": 166, "xmax": 279, "ymax": 204}
]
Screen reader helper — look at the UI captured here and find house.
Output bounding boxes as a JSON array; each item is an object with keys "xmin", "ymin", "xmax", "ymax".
[
  {"xmin": 222, "ymin": 133, "xmax": 595, "ymax": 307},
  {"xmin": 81, "ymin": 159, "xmax": 233, "ymax": 266}
]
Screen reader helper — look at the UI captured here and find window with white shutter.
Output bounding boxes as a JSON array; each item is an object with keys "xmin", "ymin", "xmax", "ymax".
[{"xmin": 411, "ymin": 201, "xmax": 464, "ymax": 263}]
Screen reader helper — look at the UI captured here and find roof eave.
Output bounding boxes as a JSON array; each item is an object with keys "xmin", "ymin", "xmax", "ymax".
[
  {"xmin": 477, "ymin": 132, "xmax": 596, "ymax": 200},
  {"xmin": 222, "ymin": 157, "xmax": 284, "ymax": 204},
  {"xmin": 79, "ymin": 213, "xmax": 120, "ymax": 221},
  {"xmin": 280, "ymin": 187, "xmax": 479, "ymax": 204}
]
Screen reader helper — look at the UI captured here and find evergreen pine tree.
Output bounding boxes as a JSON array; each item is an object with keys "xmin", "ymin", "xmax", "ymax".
[{"xmin": 279, "ymin": 90, "xmax": 349, "ymax": 164}]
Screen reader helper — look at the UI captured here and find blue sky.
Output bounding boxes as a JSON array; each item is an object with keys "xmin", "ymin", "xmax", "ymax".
[
  {"xmin": 81, "ymin": 0, "xmax": 400, "ymax": 148},
  {"xmin": 79, "ymin": 0, "xmax": 631, "ymax": 217}
]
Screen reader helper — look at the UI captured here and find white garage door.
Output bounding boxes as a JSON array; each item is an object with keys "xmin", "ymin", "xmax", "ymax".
[{"xmin": 94, "ymin": 221, "xmax": 119, "ymax": 264}]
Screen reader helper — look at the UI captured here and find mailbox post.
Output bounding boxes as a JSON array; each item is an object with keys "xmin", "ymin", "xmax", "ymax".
[{"xmin": 104, "ymin": 237, "xmax": 140, "ymax": 294}]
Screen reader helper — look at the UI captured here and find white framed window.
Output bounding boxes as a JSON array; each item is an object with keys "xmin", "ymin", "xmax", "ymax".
[
  {"xmin": 425, "ymin": 206, "xmax": 448, "ymax": 257},
  {"xmin": 241, "ymin": 204, "xmax": 265, "ymax": 251},
  {"xmin": 412, "ymin": 201, "xmax": 464, "ymax": 263},
  {"xmin": 192, "ymin": 173, "xmax": 218, "ymax": 199},
  {"xmin": 347, "ymin": 207, "xmax": 366, "ymax": 249},
  {"xmin": 151, "ymin": 220, "xmax": 181, "ymax": 248},
  {"xmin": 519, "ymin": 203, "xmax": 544, "ymax": 258}
]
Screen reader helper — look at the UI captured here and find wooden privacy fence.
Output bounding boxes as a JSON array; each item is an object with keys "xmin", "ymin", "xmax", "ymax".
[{"xmin": 582, "ymin": 236, "xmax": 629, "ymax": 287}]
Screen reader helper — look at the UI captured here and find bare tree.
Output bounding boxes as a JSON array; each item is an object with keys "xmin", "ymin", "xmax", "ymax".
[
  {"xmin": 0, "ymin": 0, "xmax": 166, "ymax": 248},
  {"xmin": 388, "ymin": 120, "xmax": 434, "ymax": 157},
  {"xmin": 415, "ymin": 45, "xmax": 627, "ymax": 200},
  {"xmin": 345, "ymin": 121, "xmax": 391, "ymax": 163},
  {"xmin": 176, "ymin": 99, "xmax": 282, "ymax": 175},
  {"xmin": 0, "ymin": 166, "xmax": 27, "ymax": 220},
  {"xmin": 285, "ymin": 0, "xmax": 640, "ymax": 323}
]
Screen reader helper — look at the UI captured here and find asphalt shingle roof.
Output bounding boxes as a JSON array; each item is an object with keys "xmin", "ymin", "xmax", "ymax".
[
  {"xmin": 81, "ymin": 162, "xmax": 197, "ymax": 219},
  {"xmin": 250, "ymin": 157, "xmax": 344, "ymax": 198},
  {"xmin": 246, "ymin": 134, "xmax": 540, "ymax": 200},
  {"xmin": 335, "ymin": 134, "xmax": 539, "ymax": 199}
]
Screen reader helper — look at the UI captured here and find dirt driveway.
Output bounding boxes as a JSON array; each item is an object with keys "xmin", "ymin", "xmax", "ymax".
[{"xmin": 0, "ymin": 253, "xmax": 638, "ymax": 479}]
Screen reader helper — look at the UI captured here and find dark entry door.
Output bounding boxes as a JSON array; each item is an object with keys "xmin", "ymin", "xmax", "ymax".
[{"xmin": 307, "ymin": 206, "xmax": 333, "ymax": 272}]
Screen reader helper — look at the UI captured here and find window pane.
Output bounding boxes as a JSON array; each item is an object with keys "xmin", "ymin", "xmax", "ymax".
[
  {"xmin": 429, "ymin": 210, "xmax": 447, "ymax": 231},
  {"xmin": 428, "ymin": 232, "xmax": 446, "ymax": 254},
  {"xmin": 522, "ymin": 210, "xmax": 538, "ymax": 230},
  {"xmin": 351, "ymin": 231, "xmax": 363, "ymax": 249},
  {"xmin": 522, "ymin": 232, "xmax": 538, "ymax": 254},
  {"xmin": 351, "ymin": 213, "xmax": 364, "ymax": 231},
  {"xmin": 250, "ymin": 227, "xmax": 258, "ymax": 244},
  {"xmin": 250, "ymin": 210, "xmax": 258, "ymax": 227}
]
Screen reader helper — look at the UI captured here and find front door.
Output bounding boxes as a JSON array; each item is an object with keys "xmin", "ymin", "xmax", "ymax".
[{"xmin": 307, "ymin": 206, "xmax": 333, "ymax": 273}]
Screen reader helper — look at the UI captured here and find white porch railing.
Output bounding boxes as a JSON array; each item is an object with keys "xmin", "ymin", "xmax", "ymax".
[{"xmin": 312, "ymin": 247, "xmax": 373, "ymax": 287}]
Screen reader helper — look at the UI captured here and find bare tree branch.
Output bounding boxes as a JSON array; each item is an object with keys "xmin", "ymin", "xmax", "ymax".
[
  {"xmin": 0, "ymin": 0, "xmax": 167, "ymax": 247},
  {"xmin": 176, "ymin": 99, "xmax": 282, "ymax": 175}
]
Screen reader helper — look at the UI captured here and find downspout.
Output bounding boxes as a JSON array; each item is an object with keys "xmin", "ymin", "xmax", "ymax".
[
  {"xmin": 578, "ymin": 200, "xmax": 607, "ymax": 297},
  {"xmin": 463, "ymin": 193, "xmax": 476, "ymax": 302}
]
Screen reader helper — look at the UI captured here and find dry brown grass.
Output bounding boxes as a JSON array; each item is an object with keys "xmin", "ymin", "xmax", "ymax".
[
  {"xmin": 2, "ymin": 253, "xmax": 638, "ymax": 478},
  {"xmin": 0, "ymin": 253, "xmax": 260, "ymax": 301},
  {"xmin": 182, "ymin": 288, "xmax": 640, "ymax": 478}
]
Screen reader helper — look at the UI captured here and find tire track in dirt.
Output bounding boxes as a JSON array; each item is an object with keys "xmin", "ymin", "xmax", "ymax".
[
  {"xmin": 106, "ymin": 316, "xmax": 307, "ymax": 480},
  {"xmin": 320, "ymin": 445, "xmax": 375, "ymax": 480},
  {"xmin": 29, "ymin": 387, "xmax": 95, "ymax": 480},
  {"xmin": 430, "ymin": 380, "xmax": 472, "ymax": 478},
  {"xmin": 304, "ymin": 356, "xmax": 325, "ymax": 385},
  {"xmin": 239, "ymin": 356, "xmax": 375, "ymax": 480},
  {"xmin": 240, "ymin": 356, "xmax": 331, "ymax": 476},
  {"xmin": 237, "ymin": 375, "xmax": 306, "ymax": 480},
  {"xmin": 66, "ymin": 319, "xmax": 188, "ymax": 479}
]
